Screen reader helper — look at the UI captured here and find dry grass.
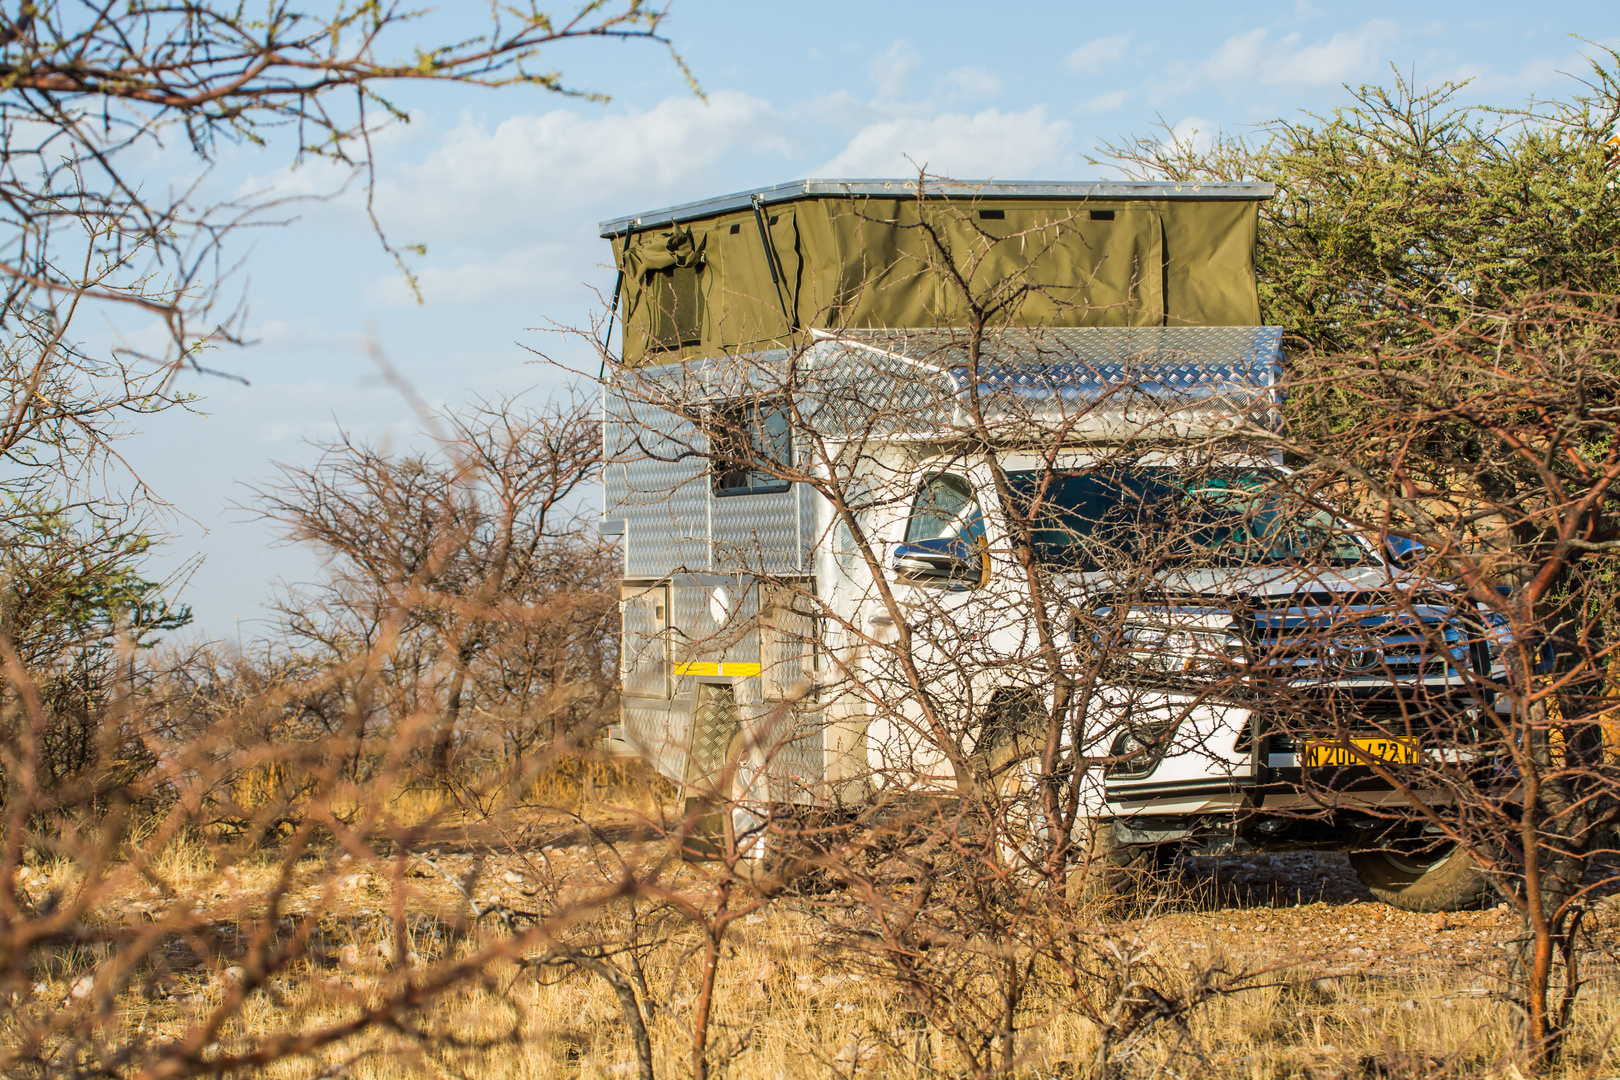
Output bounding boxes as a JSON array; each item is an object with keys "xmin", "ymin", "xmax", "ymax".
[
  {"xmin": 19, "ymin": 906, "xmax": 1619, "ymax": 1078},
  {"xmin": 7, "ymin": 807, "xmax": 1618, "ymax": 1080}
]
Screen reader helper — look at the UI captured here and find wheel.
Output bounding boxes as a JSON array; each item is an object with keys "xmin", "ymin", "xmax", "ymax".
[
  {"xmin": 1349, "ymin": 845, "xmax": 1492, "ymax": 912},
  {"xmin": 995, "ymin": 756, "xmax": 1062, "ymax": 878},
  {"xmin": 995, "ymin": 758, "xmax": 1163, "ymax": 907},
  {"xmin": 972, "ymin": 692, "xmax": 1046, "ymax": 788},
  {"xmin": 1076, "ymin": 818, "xmax": 1166, "ymax": 909}
]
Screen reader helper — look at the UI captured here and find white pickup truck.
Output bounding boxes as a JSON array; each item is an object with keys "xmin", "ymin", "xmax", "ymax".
[{"xmin": 600, "ymin": 180, "xmax": 1503, "ymax": 911}]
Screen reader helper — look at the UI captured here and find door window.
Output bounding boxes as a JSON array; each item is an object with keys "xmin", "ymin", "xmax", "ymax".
[
  {"xmin": 900, "ymin": 473, "xmax": 989, "ymax": 587},
  {"xmin": 905, "ymin": 473, "xmax": 987, "ymax": 546}
]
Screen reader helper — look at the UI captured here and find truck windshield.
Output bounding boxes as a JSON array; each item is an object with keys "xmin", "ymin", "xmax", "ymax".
[{"xmin": 1003, "ymin": 469, "xmax": 1368, "ymax": 569}]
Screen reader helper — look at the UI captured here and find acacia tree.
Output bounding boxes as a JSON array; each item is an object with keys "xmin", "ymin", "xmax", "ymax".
[
  {"xmin": 1102, "ymin": 52, "xmax": 1620, "ymax": 357},
  {"xmin": 0, "ymin": 0, "xmax": 679, "ymax": 808},
  {"xmin": 1247, "ymin": 298, "xmax": 1620, "ymax": 1067},
  {"xmin": 255, "ymin": 395, "xmax": 618, "ymax": 784},
  {"xmin": 0, "ymin": 393, "xmax": 630, "ymax": 1079},
  {"xmin": 0, "ymin": 11, "xmax": 685, "ymax": 1072},
  {"xmin": 0, "ymin": 502, "xmax": 191, "ymax": 812}
]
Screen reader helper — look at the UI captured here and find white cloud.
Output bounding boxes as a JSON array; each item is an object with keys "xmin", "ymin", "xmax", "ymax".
[
  {"xmin": 369, "ymin": 90, "xmax": 791, "ymax": 240},
  {"xmin": 1076, "ymin": 89, "xmax": 1130, "ymax": 114},
  {"xmin": 368, "ymin": 245, "xmax": 576, "ymax": 309},
  {"xmin": 801, "ymin": 90, "xmax": 874, "ymax": 130},
  {"xmin": 1163, "ymin": 115, "xmax": 1218, "ymax": 157},
  {"xmin": 944, "ymin": 66, "xmax": 1002, "ymax": 100},
  {"xmin": 1269, "ymin": 21, "xmax": 1399, "ymax": 85},
  {"xmin": 869, "ymin": 40, "xmax": 923, "ymax": 100},
  {"xmin": 1433, "ymin": 42, "xmax": 1618, "ymax": 99},
  {"xmin": 1162, "ymin": 19, "xmax": 1398, "ymax": 95},
  {"xmin": 816, "ymin": 106, "xmax": 1073, "ymax": 179},
  {"xmin": 253, "ymin": 319, "xmax": 365, "ymax": 350},
  {"xmin": 1067, "ymin": 34, "xmax": 1132, "ymax": 75}
]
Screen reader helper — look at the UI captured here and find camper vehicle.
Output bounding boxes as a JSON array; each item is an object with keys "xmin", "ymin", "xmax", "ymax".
[{"xmin": 599, "ymin": 180, "xmax": 1501, "ymax": 911}]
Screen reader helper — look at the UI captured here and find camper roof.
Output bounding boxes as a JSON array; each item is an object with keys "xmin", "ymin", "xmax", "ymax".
[
  {"xmin": 794, "ymin": 326, "xmax": 1285, "ymax": 442},
  {"xmin": 598, "ymin": 179, "xmax": 1274, "ymax": 237}
]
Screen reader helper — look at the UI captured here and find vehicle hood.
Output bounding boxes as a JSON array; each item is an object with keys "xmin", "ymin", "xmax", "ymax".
[{"xmin": 1066, "ymin": 563, "xmax": 1410, "ymax": 605}]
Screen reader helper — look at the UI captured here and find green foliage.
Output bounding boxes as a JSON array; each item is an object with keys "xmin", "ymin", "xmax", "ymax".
[
  {"xmin": 0, "ymin": 500, "xmax": 190, "ymax": 669},
  {"xmin": 1104, "ymin": 50, "xmax": 1620, "ymax": 354},
  {"xmin": 1105, "ymin": 51, "xmax": 1620, "ymax": 526},
  {"xmin": 1107, "ymin": 48, "xmax": 1620, "ymax": 674},
  {"xmin": 0, "ymin": 500, "xmax": 189, "ymax": 807}
]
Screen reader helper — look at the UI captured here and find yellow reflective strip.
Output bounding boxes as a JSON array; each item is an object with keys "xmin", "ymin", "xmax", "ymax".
[{"xmin": 671, "ymin": 661, "xmax": 761, "ymax": 678}]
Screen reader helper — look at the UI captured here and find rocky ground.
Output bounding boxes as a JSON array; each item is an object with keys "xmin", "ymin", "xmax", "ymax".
[
  {"xmin": 1146, "ymin": 852, "xmax": 1620, "ymax": 985},
  {"xmin": 66, "ymin": 830, "xmax": 1619, "ymax": 991}
]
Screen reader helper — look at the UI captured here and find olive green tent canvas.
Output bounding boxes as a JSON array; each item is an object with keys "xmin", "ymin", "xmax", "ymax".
[{"xmin": 602, "ymin": 180, "xmax": 1272, "ymax": 366}]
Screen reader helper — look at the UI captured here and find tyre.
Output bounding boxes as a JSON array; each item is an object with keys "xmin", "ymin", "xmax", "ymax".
[
  {"xmin": 994, "ymin": 758, "xmax": 1163, "ymax": 907},
  {"xmin": 972, "ymin": 692, "xmax": 1046, "ymax": 787},
  {"xmin": 1348, "ymin": 845, "xmax": 1492, "ymax": 912},
  {"xmin": 1075, "ymin": 818, "xmax": 1165, "ymax": 909}
]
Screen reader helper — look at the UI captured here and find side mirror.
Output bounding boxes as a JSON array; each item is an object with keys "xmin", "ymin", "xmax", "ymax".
[
  {"xmin": 893, "ymin": 537, "xmax": 982, "ymax": 582},
  {"xmin": 1385, "ymin": 534, "xmax": 1425, "ymax": 570}
]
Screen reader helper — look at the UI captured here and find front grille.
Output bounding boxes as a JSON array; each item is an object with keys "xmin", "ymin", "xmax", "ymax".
[{"xmin": 1239, "ymin": 605, "xmax": 1472, "ymax": 685}]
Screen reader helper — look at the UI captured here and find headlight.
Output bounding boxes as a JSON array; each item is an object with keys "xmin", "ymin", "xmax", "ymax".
[
  {"xmin": 1117, "ymin": 626, "xmax": 1229, "ymax": 674},
  {"xmin": 1108, "ymin": 719, "xmax": 1181, "ymax": 777}
]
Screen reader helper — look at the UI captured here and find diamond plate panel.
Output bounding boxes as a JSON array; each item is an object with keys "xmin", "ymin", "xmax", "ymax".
[
  {"xmin": 605, "ymin": 383, "xmax": 711, "ymax": 578},
  {"xmin": 620, "ymin": 584, "xmax": 669, "ymax": 699},
  {"xmin": 685, "ymin": 683, "xmax": 741, "ymax": 791},
  {"xmin": 669, "ymin": 581, "xmax": 760, "ymax": 669},
  {"xmin": 713, "ymin": 491, "xmax": 800, "ymax": 577},
  {"xmin": 841, "ymin": 325, "xmax": 1280, "ymax": 368},
  {"xmin": 731, "ymin": 584, "xmax": 762, "ymax": 665},
  {"xmin": 763, "ymin": 709, "xmax": 825, "ymax": 804},
  {"xmin": 621, "ymin": 703, "xmax": 688, "ymax": 783},
  {"xmin": 798, "ymin": 341, "xmax": 958, "ymax": 440},
  {"xmin": 797, "ymin": 480, "xmax": 817, "ymax": 571},
  {"xmin": 670, "ymin": 583, "xmax": 718, "ymax": 670},
  {"xmin": 798, "ymin": 326, "xmax": 1284, "ymax": 440},
  {"xmin": 760, "ymin": 582, "xmax": 816, "ymax": 702}
]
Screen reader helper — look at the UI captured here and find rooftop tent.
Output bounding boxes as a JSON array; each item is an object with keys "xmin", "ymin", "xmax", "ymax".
[{"xmin": 600, "ymin": 179, "xmax": 1274, "ymax": 366}]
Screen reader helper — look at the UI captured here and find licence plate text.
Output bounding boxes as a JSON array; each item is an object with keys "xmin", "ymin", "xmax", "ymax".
[{"xmin": 1303, "ymin": 737, "xmax": 1419, "ymax": 768}]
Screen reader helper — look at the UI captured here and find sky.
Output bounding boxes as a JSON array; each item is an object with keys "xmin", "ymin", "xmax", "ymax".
[{"xmin": 110, "ymin": 0, "xmax": 1616, "ymax": 642}]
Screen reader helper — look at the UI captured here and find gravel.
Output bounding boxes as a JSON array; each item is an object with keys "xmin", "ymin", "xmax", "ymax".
[{"xmin": 1134, "ymin": 852, "xmax": 1620, "ymax": 981}]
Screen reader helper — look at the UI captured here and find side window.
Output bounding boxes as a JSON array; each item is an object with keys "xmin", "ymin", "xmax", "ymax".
[
  {"xmin": 647, "ymin": 263, "xmax": 703, "ymax": 351},
  {"xmin": 905, "ymin": 473, "xmax": 987, "ymax": 547},
  {"xmin": 713, "ymin": 399, "xmax": 792, "ymax": 496}
]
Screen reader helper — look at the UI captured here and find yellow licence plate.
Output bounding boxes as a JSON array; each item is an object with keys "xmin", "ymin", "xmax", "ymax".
[{"xmin": 1303, "ymin": 737, "xmax": 1419, "ymax": 768}]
